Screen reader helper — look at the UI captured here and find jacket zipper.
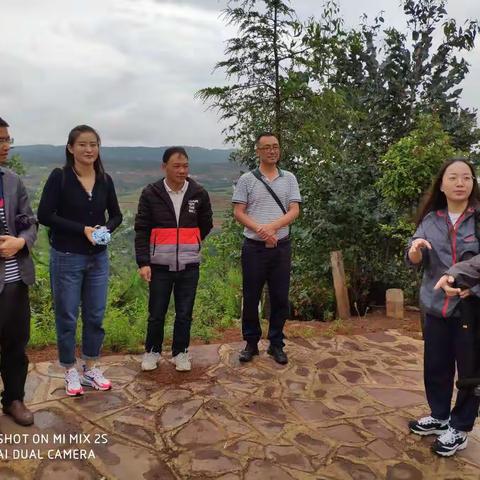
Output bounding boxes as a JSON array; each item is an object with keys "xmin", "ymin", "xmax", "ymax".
[
  {"xmin": 441, "ymin": 212, "xmax": 465, "ymax": 317},
  {"xmin": 152, "ymin": 232, "xmax": 157, "ymax": 257}
]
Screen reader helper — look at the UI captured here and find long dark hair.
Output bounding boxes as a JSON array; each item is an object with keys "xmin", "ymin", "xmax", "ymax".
[
  {"xmin": 65, "ymin": 125, "xmax": 106, "ymax": 177},
  {"xmin": 416, "ymin": 157, "xmax": 480, "ymax": 226}
]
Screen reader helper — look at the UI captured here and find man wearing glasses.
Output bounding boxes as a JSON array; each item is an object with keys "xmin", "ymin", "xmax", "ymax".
[
  {"xmin": 0, "ymin": 117, "xmax": 37, "ymax": 425},
  {"xmin": 232, "ymin": 132, "xmax": 301, "ymax": 365}
]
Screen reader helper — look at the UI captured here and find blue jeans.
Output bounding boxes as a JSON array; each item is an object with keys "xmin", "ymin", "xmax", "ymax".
[
  {"xmin": 50, "ymin": 248, "xmax": 109, "ymax": 367},
  {"xmin": 145, "ymin": 265, "xmax": 199, "ymax": 356}
]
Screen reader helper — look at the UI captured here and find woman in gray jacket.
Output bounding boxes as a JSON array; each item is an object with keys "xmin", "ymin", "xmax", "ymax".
[{"xmin": 407, "ymin": 157, "xmax": 480, "ymax": 457}]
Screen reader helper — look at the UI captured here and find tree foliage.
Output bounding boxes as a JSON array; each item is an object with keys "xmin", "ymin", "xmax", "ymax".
[{"xmin": 199, "ymin": 0, "xmax": 480, "ymax": 317}]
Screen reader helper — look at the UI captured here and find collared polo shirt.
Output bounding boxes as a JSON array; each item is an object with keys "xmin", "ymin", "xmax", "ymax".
[
  {"xmin": 164, "ymin": 179, "xmax": 188, "ymax": 224},
  {"xmin": 232, "ymin": 167, "xmax": 301, "ymax": 241}
]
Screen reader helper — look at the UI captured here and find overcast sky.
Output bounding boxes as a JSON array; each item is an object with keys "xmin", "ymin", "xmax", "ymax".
[{"xmin": 1, "ymin": 0, "xmax": 479, "ymax": 148}]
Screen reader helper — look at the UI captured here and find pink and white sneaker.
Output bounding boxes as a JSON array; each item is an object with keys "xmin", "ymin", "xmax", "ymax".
[
  {"xmin": 81, "ymin": 366, "xmax": 112, "ymax": 391},
  {"xmin": 65, "ymin": 368, "xmax": 84, "ymax": 397}
]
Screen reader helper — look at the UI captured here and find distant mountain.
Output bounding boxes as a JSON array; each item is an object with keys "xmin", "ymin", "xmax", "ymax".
[{"xmin": 13, "ymin": 145, "xmax": 236, "ymax": 168}]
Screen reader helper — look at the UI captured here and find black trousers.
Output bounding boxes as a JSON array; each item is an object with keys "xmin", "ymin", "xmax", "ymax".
[
  {"xmin": 0, "ymin": 281, "xmax": 30, "ymax": 407},
  {"xmin": 145, "ymin": 265, "xmax": 199, "ymax": 356},
  {"xmin": 241, "ymin": 238, "xmax": 291, "ymax": 347},
  {"xmin": 424, "ymin": 298, "xmax": 480, "ymax": 431}
]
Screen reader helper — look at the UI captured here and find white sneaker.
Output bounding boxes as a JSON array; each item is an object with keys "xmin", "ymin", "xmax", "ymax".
[
  {"xmin": 65, "ymin": 368, "xmax": 84, "ymax": 397},
  {"xmin": 171, "ymin": 352, "xmax": 191, "ymax": 372},
  {"xmin": 81, "ymin": 366, "xmax": 112, "ymax": 391},
  {"xmin": 141, "ymin": 351, "xmax": 161, "ymax": 371}
]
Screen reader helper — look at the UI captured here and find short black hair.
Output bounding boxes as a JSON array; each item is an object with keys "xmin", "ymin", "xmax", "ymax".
[
  {"xmin": 0, "ymin": 117, "xmax": 9, "ymax": 128},
  {"xmin": 255, "ymin": 132, "xmax": 278, "ymax": 146},
  {"xmin": 163, "ymin": 146, "xmax": 188, "ymax": 163}
]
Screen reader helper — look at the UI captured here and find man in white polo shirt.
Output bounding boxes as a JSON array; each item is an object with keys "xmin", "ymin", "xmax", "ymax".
[{"xmin": 232, "ymin": 132, "xmax": 301, "ymax": 365}]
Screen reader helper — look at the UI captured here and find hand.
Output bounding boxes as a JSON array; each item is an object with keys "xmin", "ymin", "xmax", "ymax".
[
  {"xmin": 139, "ymin": 266, "xmax": 151, "ymax": 282},
  {"xmin": 459, "ymin": 289, "xmax": 471, "ymax": 299},
  {"xmin": 434, "ymin": 274, "xmax": 461, "ymax": 297},
  {"xmin": 409, "ymin": 238, "xmax": 432, "ymax": 255},
  {"xmin": 256, "ymin": 224, "xmax": 277, "ymax": 241},
  {"xmin": 84, "ymin": 226, "xmax": 96, "ymax": 245},
  {"xmin": 265, "ymin": 235, "xmax": 278, "ymax": 248},
  {"xmin": 0, "ymin": 236, "xmax": 26, "ymax": 258}
]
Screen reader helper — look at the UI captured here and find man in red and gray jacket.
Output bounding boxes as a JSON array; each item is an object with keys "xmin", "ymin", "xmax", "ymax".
[{"xmin": 134, "ymin": 147, "xmax": 213, "ymax": 372}]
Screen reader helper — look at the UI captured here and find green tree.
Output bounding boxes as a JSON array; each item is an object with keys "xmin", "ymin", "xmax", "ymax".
[
  {"xmin": 197, "ymin": 0, "xmax": 304, "ymax": 167},
  {"xmin": 5, "ymin": 153, "xmax": 26, "ymax": 176}
]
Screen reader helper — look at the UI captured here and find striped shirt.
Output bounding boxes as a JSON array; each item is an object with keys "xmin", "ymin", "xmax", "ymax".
[
  {"xmin": 232, "ymin": 167, "xmax": 302, "ymax": 241},
  {"xmin": 0, "ymin": 197, "xmax": 21, "ymax": 283}
]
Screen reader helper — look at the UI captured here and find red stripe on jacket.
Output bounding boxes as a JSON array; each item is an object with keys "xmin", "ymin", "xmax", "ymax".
[{"xmin": 150, "ymin": 227, "xmax": 200, "ymax": 245}]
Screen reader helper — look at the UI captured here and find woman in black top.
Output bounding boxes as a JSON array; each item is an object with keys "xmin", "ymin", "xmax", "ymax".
[{"xmin": 38, "ymin": 125, "xmax": 122, "ymax": 396}]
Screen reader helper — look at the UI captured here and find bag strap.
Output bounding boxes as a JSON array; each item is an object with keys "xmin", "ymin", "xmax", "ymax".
[{"xmin": 251, "ymin": 168, "xmax": 287, "ymax": 215}]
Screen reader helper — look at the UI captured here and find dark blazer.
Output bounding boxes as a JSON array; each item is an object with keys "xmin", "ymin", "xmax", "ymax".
[{"xmin": 0, "ymin": 166, "xmax": 37, "ymax": 293}]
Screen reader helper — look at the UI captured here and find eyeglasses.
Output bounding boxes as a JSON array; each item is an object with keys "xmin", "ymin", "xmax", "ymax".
[
  {"xmin": 0, "ymin": 137, "xmax": 14, "ymax": 146},
  {"xmin": 257, "ymin": 145, "xmax": 280, "ymax": 151}
]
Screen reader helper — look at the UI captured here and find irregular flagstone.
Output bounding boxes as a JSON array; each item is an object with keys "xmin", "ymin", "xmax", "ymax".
[
  {"xmin": 144, "ymin": 388, "xmax": 192, "ymax": 411},
  {"xmin": 292, "ymin": 431, "xmax": 331, "ymax": 458},
  {"xmin": 203, "ymin": 399, "xmax": 251, "ymax": 435},
  {"xmin": 336, "ymin": 445, "xmax": 379, "ymax": 462},
  {"xmin": 226, "ymin": 440, "xmax": 265, "ymax": 458},
  {"xmin": 385, "ymin": 462, "xmax": 424, "ymax": 480},
  {"xmin": 244, "ymin": 459, "xmax": 295, "ymax": 480},
  {"xmin": 33, "ymin": 460, "xmax": 101, "ymax": 480},
  {"xmin": 335, "ymin": 458, "xmax": 380, "ymax": 480},
  {"xmin": 0, "ymin": 467, "xmax": 25, "ymax": 479},
  {"xmin": 175, "ymin": 449, "xmax": 242, "ymax": 477},
  {"xmin": 2, "ymin": 330, "xmax": 479, "ymax": 479},
  {"xmin": 240, "ymin": 398, "xmax": 288, "ymax": 422},
  {"xmin": 88, "ymin": 431, "xmax": 177, "ymax": 480},
  {"xmin": 0, "ymin": 402, "xmax": 92, "ymax": 459},
  {"xmin": 95, "ymin": 404, "xmax": 162, "ymax": 449},
  {"xmin": 187, "ymin": 344, "xmax": 221, "ymax": 368},
  {"xmin": 319, "ymin": 424, "xmax": 366, "ymax": 444},
  {"xmin": 63, "ymin": 390, "xmax": 132, "ymax": 421},
  {"xmin": 367, "ymin": 439, "xmax": 399, "ymax": 459},
  {"xmin": 362, "ymin": 387, "xmax": 425, "ymax": 408},
  {"xmin": 356, "ymin": 417, "xmax": 396, "ymax": 440},
  {"xmin": 124, "ymin": 379, "xmax": 161, "ymax": 402},
  {"xmin": 265, "ymin": 445, "xmax": 315, "ymax": 472},
  {"xmin": 457, "ymin": 435, "xmax": 480, "ymax": 468},
  {"xmin": 173, "ymin": 419, "xmax": 228, "ymax": 446},
  {"xmin": 288, "ymin": 399, "xmax": 343, "ymax": 422},
  {"xmin": 366, "ymin": 368, "xmax": 396, "ymax": 385},
  {"xmin": 157, "ymin": 398, "xmax": 203, "ymax": 430}
]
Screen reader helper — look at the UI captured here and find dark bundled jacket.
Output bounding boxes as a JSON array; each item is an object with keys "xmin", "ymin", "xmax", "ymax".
[
  {"xmin": 37, "ymin": 167, "xmax": 122, "ymax": 255},
  {"xmin": 0, "ymin": 167, "xmax": 37, "ymax": 293},
  {"xmin": 134, "ymin": 178, "xmax": 213, "ymax": 271},
  {"xmin": 406, "ymin": 207, "xmax": 480, "ymax": 318}
]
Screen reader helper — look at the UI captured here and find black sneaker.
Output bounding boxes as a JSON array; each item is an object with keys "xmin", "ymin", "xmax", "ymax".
[
  {"xmin": 267, "ymin": 345, "xmax": 288, "ymax": 365},
  {"xmin": 432, "ymin": 427, "xmax": 468, "ymax": 457},
  {"xmin": 239, "ymin": 343, "xmax": 259, "ymax": 363},
  {"xmin": 408, "ymin": 416, "xmax": 449, "ymax": 436}
]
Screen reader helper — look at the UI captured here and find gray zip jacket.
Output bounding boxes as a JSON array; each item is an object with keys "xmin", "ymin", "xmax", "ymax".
[
  {"xmin": 406, "ymin": 207, "xmax": 480, "ymax": 318},
  {"xmin": 0, "ymin": 166, "xmax": 37, "ymax": 294}
]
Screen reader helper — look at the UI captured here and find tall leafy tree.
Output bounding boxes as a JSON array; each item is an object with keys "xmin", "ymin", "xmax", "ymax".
[{"xmin": 197, "ymin": 0, "xmax": 304, "ymax": 167}]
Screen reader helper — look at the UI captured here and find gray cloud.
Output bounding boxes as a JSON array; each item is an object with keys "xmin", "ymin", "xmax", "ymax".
[{"xmin": 1, "ymin": 0, "xmax": 479, "ymax": 148}]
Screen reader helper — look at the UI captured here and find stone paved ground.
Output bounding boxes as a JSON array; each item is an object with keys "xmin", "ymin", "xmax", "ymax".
[{"xmin": 1, "ymin": 330, "xmax": 479, "ymax": 479}]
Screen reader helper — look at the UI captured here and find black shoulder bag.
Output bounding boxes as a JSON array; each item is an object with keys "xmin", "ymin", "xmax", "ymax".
[{"xmin": 251, "ymin": 168, "xmax": 287, "ymax": 215}]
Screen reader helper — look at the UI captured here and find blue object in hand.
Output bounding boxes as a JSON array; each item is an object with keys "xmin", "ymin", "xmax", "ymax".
[{"xmin": 92, "ymin": 226, "xmax": 111, "ymax": 245}]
